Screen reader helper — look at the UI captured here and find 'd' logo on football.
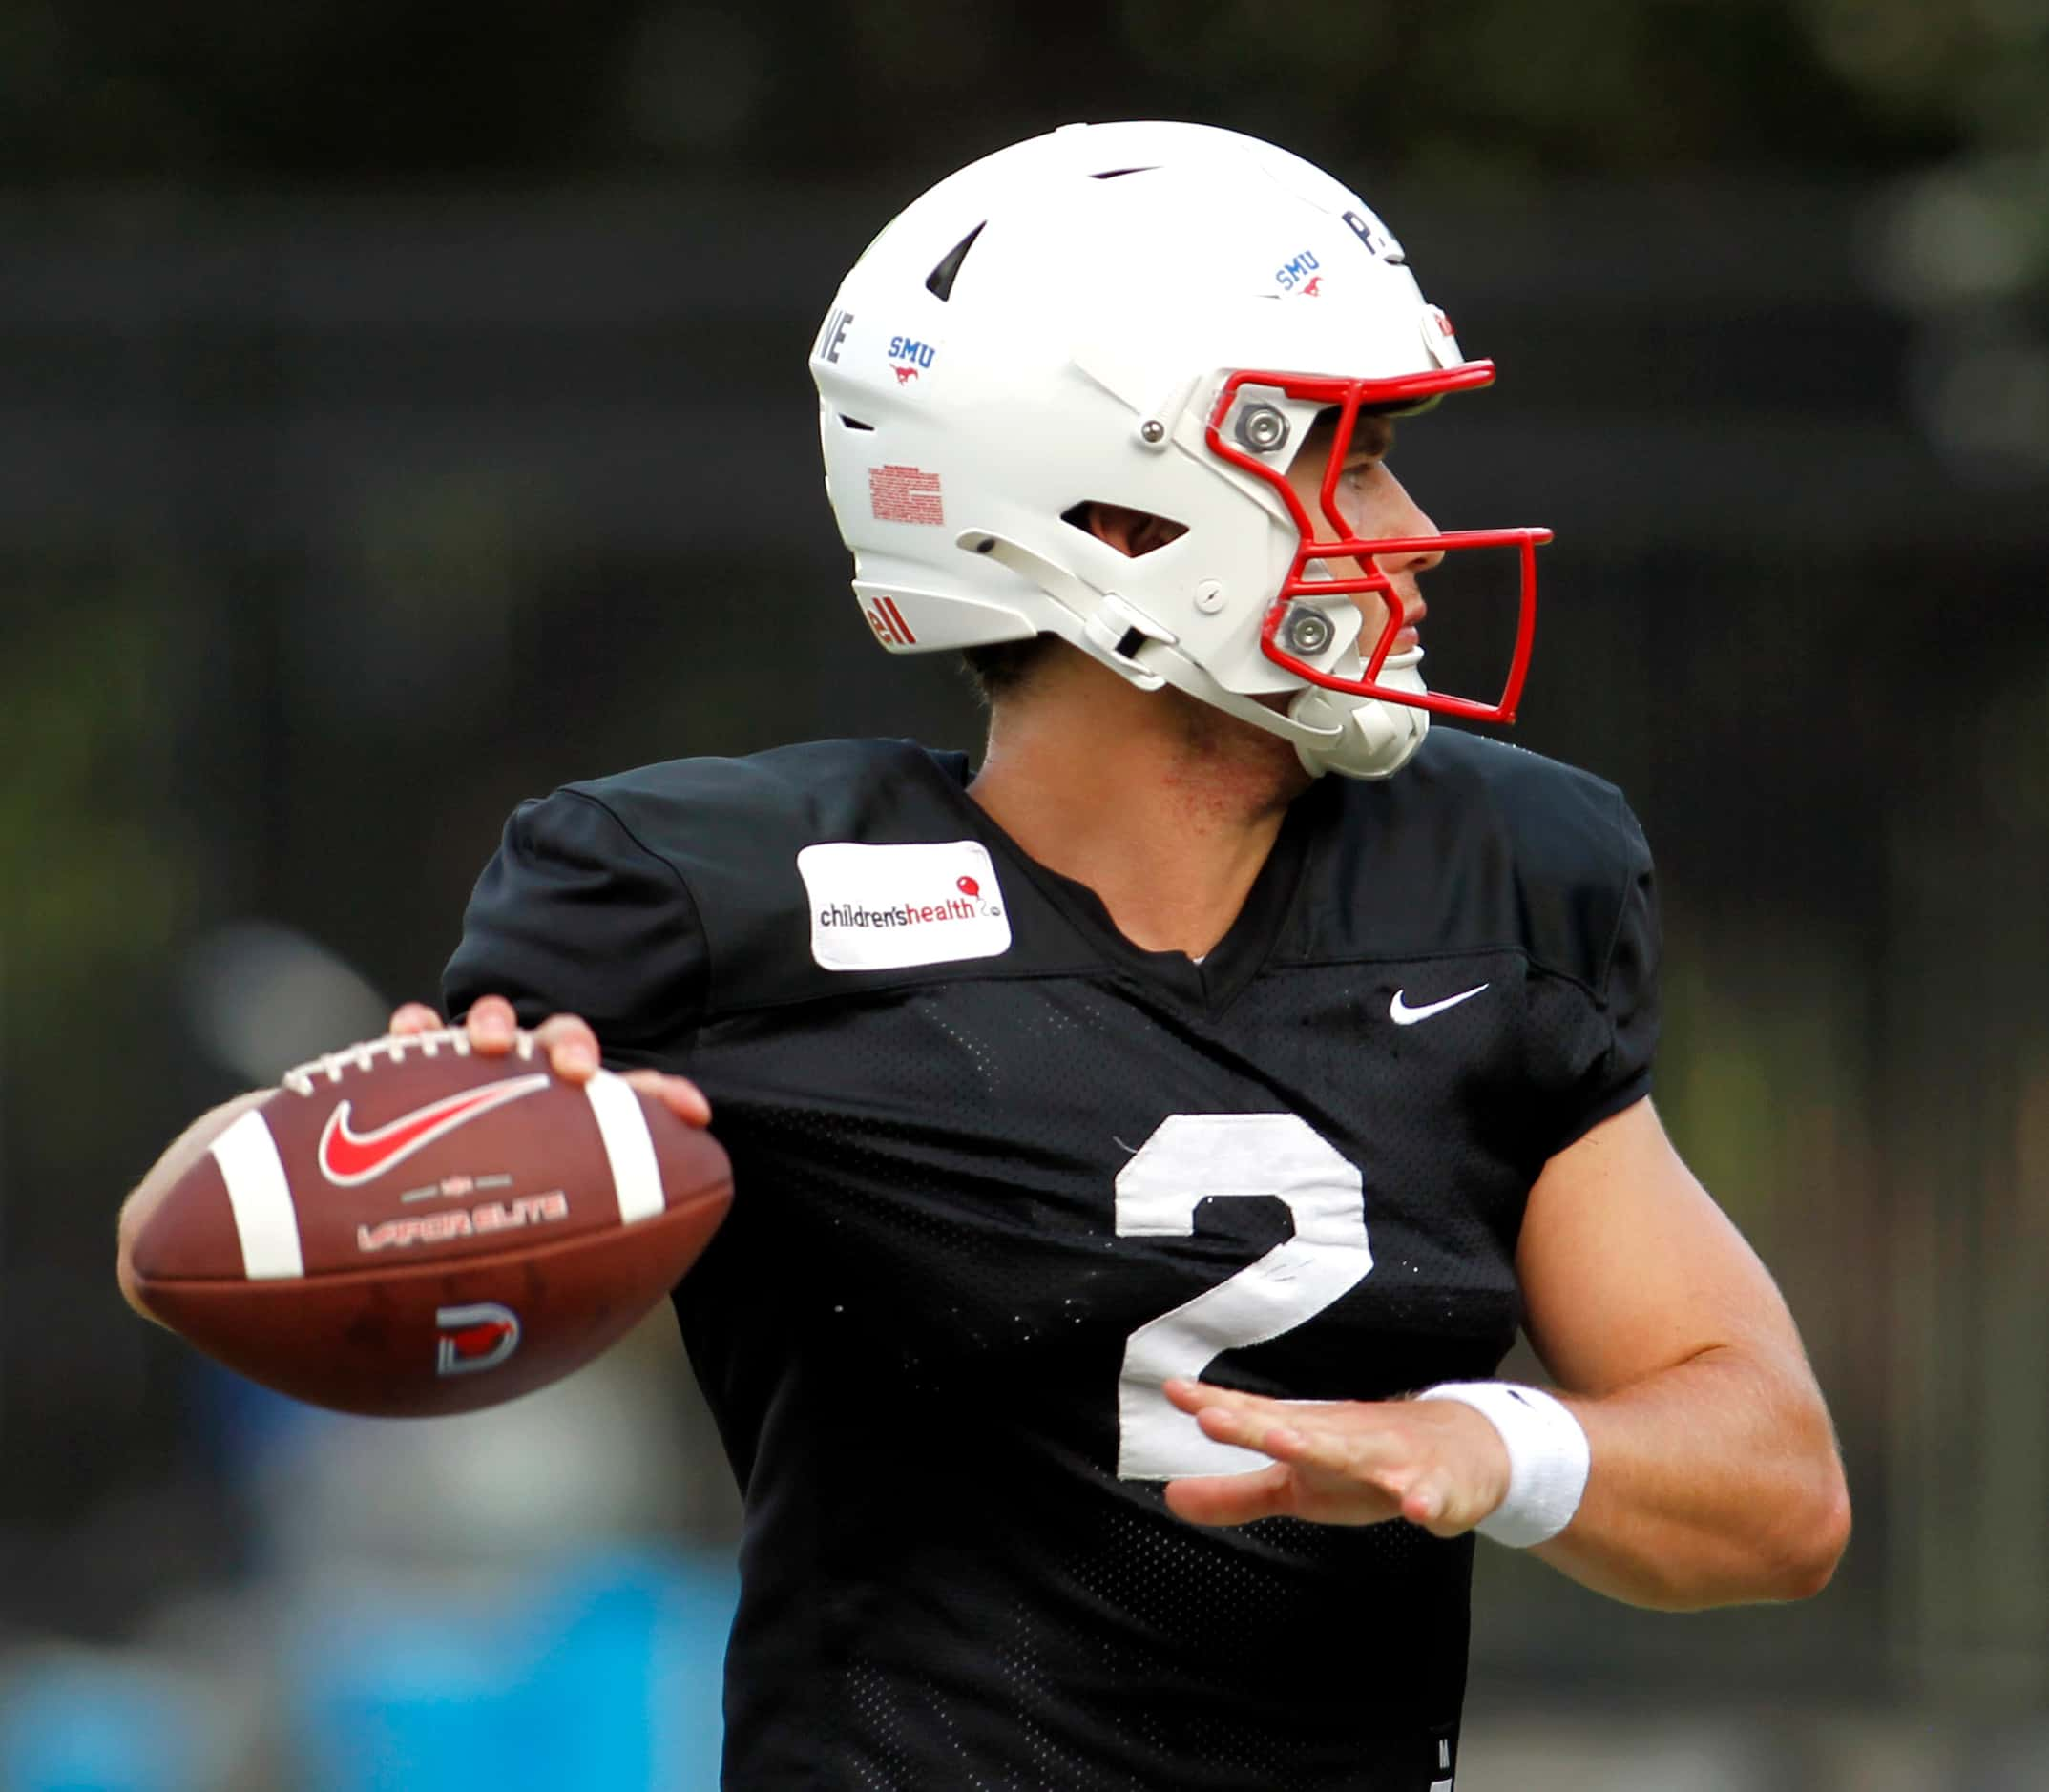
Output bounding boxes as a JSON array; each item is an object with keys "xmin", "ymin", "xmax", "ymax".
[
  {"xmin": 317, "ymin": 1074, "xmax": 551, "ymax": 1186},
  {"xmin": 435, "ymin": 1302, "xmax": 521, "ymax": 1376}
]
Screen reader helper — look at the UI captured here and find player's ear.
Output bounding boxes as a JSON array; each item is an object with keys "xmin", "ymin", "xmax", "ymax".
[{"xmin": 1078, "ymin": 502, "xmax": 1187, "ymax": 559}]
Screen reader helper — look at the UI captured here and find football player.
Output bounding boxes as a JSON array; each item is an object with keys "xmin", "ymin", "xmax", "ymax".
[{"xmin": 122, "ymin": 123, "xmax": 1849, "ymax": 1789}]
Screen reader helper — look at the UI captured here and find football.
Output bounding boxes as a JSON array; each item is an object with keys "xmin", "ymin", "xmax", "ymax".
[{"xmin": 130, "ymin": 1028, "xmax": 731, "ymax": 1417}]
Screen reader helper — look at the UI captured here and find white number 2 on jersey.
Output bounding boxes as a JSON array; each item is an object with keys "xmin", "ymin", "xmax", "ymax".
[{"xmin": 1116, "ymin": 1113, "xmax": 1372, "ymax": 1480}]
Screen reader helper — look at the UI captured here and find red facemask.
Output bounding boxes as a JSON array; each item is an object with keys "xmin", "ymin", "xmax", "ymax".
[{"xmin": 1204, "ymin": 364, "xmax": 1551, "ymax": 724}]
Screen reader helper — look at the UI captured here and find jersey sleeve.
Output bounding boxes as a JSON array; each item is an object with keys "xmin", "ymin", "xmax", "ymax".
[
  {"xmin": 442, "ymin": 786, "xmax": 707, "ymax": 1053},
  {"xmin": 1544, "ymin": 794, "xmax": 1661, "ymax": 1156}
]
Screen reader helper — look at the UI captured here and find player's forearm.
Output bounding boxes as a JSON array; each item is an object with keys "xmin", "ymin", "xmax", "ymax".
[
  {"xmin": 115, "ymin": 1089, "xmax": 269, "ymax": 1324},
  {"xmin": 1532, "ymin": 1344, "xmax": 1850, "ymax": 1611}
]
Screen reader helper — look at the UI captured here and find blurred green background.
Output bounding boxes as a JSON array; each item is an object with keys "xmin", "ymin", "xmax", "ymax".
[{"xmin": 2, "ymin": 2, "xmax": 2045, "ymax": 1785}]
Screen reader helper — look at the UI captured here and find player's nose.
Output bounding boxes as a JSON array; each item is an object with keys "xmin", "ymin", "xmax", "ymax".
[{"xmin": 1377, "ymin": 470, "xmax": 1444, "ymax": 574}]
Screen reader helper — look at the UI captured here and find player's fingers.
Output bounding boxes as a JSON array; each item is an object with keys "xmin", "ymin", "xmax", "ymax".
[
  {"xmin": 1164, "ymin": 1378, "xmax": 1292, "ymax": 1421},
  {"xmin": 1184, "ymin": 1393, "xmax": 1383, "ymax": 1463},
  {"xmin": 1399, "ymin": 1470, "xmax": 1456, "ymax": 1534},
  {"xmin": 387, "ymin": 1002, "xmax": 444, "ymax": 1036},
  {"xmin": 1193, "ymin": 1402, "xmax": 1306, "ymax": 1460},
  {"xmin": 1398, "ymin": 1462, "xmax": 1495, "ymax": 1538},
  {"xmin": 621, "ymin": 1068, "xmax": 713, "ymax": 1128},
  {"xmin": 464, "ymin": 995, "xmax": 520, "ymax": 1054},
  {"xmin": 1163, "ymin": 1463, "xmax": 1296, "ymax": 1528},
  {"xmin": 1187, "ymin": 1401, "xmax": 1433, "ymax": 1525},
  {"xmin": 1166, "ymin": 1376, "xmax": 1250, "ymax": 1410},
  {"xmin": 1407, "ymin": 1460, "xmax": 1508, "ymax": 1538},
  {"xmin": 1283, "ymin": 1418, "xmax": 1412, "ymax": 1485},
  {"xmin": 533, "ymin": 1012, "xmax": 602, "ymax": 1081}
]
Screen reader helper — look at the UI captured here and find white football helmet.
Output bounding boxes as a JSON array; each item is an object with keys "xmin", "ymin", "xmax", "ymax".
[{"xmin": 809, "ymin": 120, "xmax": 1549, "ymax": 780}]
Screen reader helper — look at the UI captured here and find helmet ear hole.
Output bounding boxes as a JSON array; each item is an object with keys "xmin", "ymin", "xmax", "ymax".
[
  {"xmin": 926, "ymin": 224, "xmax": 986, "ymax": 302},
  {"xmin": 1061, "ymin": 502, "xmax": 1188, "ymax": 558}
]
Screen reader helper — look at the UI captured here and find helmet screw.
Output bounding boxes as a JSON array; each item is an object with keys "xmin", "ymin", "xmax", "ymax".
[
  {"xmin": 1194, "ymin": 580, "xmax": 1224, "ymax": 615},
  {"xmin": 1283, "ymin": 606, "xmax": 1334, "ymax": 656},
  {"xmin": 1234, "ymin": 404, "xmax": 1289, "ymax": 454},
  {"xmin": 1139, "ymin": 419, "xmax": 1166, "ymax": 445}
]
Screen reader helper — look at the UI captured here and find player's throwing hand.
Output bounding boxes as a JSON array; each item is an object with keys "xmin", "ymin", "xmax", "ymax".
[
  {"xmin": 1161, "ymin": 1378, "xmax": 1516, "ymax": 1537},
  {"xmin": 388, "ymin": 995, "xmax": 713, "ymax": 1126}
]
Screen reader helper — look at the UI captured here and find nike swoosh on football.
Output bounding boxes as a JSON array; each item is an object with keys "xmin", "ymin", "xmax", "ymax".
[
  {"xmin": 1389, "ymin": 983, "xmax": 1491, "ymax": 1026},
  {"xmin": 318, "ymin": 1074, "xmax": 552, "ymax": 1186}
]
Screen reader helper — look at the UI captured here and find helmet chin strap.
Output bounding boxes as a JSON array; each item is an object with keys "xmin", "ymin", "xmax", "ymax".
[
  {"xmin": 1148, "ymin": 642, "xmax": 1432, "ymax": 782},
  {"xmin": 965, "ymin": 528, "xmax": 1430, "ymax": 781},
  {"xmin": 1286, "ymin": 650, "xmax": 1431, "ymax": 781},
  {"xmin": 1275, "ymin": 561, "xmax": 1432, "ymax": 781}
]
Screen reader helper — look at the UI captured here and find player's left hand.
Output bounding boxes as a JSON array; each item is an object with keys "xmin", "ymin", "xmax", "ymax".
[{"xmin": 1160, "ymin": 1378, "xmax": 1514, "ymax": 1537}]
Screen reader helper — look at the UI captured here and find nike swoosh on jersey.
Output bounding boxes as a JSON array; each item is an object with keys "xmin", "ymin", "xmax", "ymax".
[
  {"xmin": 1389, "ymin": 983, "xmax": 1491, "ymax": 1026},
  {"xmin": 318, "ymin": 1073, "xmax": 552, "ymax": 1186}
]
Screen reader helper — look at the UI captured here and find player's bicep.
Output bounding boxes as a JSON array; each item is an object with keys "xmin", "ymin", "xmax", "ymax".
[{"xmin": 1516, "ymin": 1095, "xmax": 1804, "ymax": 1396}]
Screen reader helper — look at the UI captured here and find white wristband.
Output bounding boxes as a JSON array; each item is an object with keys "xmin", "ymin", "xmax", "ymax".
[{"xmin": 1415, "ymin": 1381, "xmax": 1591, "ymax": 1548}]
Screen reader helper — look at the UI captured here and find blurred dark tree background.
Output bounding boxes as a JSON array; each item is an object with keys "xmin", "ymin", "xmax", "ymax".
[
  {"xmin": 2, "ymin": 0, "xmax": 2045, "ymax": 1751},
  {"xmin": 4, "ymin": 0, "xmax": 2044, "ymax": 182}
]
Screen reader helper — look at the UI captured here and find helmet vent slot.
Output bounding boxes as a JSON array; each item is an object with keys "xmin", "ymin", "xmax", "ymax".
[
  {"xmin": 838, "ymin": 414, "xmax": 875, "ymax": 431},
  {"xmin": 1090, "ymin": 167, "xmax": 1158, "ymax": 178},
  {"xmin": 1060, "ymin": 502, "xmax": 1188, "ymax": 556},
  {"xmin": 925, "ymin": 224, "xmax": 986, "ymax": 302}
]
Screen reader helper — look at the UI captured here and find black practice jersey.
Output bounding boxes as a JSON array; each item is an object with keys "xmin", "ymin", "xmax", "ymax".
[{"xmin": 445, "ymin": 731, "xmax": 1659, "ymax": 1792}]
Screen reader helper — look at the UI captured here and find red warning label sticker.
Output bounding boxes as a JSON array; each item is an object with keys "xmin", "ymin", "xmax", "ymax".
[{"xmin": 868, "ymin": 464, "xmax": 944, "ymax": 526}]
